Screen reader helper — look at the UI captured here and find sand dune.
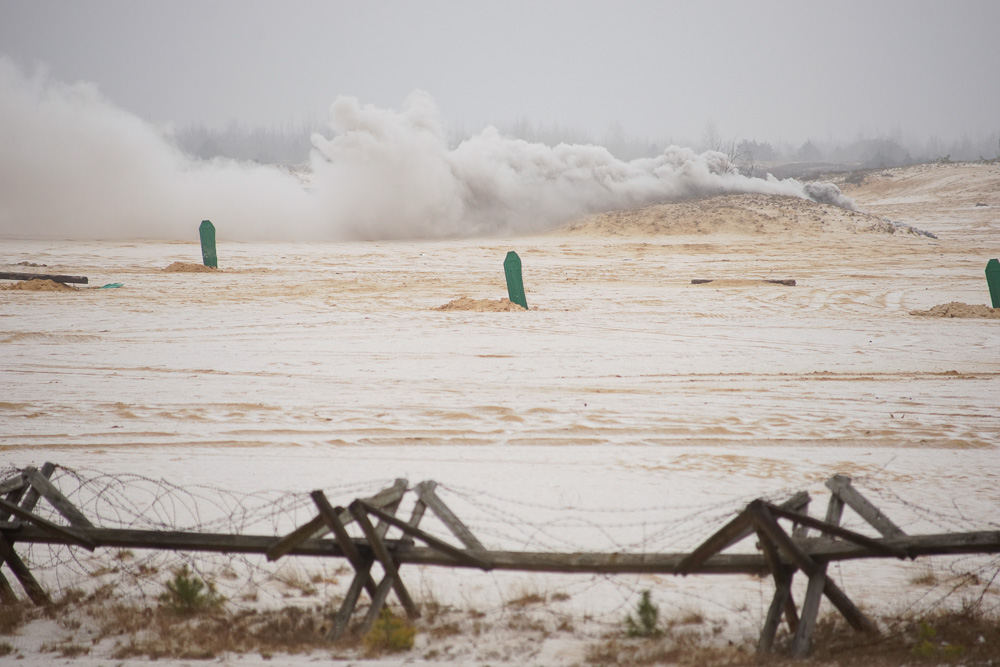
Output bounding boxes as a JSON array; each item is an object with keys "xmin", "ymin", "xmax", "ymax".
[{"xmin": 561, "ymin": 192, "xmax": 919, "ymax": 236}]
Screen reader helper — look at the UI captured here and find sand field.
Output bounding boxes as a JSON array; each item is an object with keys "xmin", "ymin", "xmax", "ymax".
[{"xmin": 1, "ymin": 162, "xmax": 999, "ymax": 664}]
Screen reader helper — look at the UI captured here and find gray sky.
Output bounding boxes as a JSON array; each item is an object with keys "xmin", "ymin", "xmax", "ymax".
[{"xmin": 2, "ymin": 0, "xmax": 999, "ymax": 145}]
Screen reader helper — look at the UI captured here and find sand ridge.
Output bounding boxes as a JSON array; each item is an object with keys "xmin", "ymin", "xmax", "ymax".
[
  {"xmin": 838, "ymin": 162, "xmax": 1000, "ymax": 241},
  {"xmin": 560, "ymin": 193, "xmax": 924, "ymax": 237},
  {"xmin": 910, "ymin": 302, "xmax": 1000, "ymax": 319}
]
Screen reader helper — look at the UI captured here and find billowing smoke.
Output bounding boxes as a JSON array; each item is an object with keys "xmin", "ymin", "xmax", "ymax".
[
  {"xmin": 0, "ymin": 58, "xmax": 856, "ymax": 241},
  {"xmin": 0, "ymin": 59, "xmax": 316, "ymax": 241}
]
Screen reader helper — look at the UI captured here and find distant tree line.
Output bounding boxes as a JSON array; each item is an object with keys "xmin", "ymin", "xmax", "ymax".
[
  {"xmin": 173, "ymin": 117, "xmax": 326, "ymax": 165},
  {"xmin": 172, "ymin": 116, "xmax": 1000, "ymax": 174}
]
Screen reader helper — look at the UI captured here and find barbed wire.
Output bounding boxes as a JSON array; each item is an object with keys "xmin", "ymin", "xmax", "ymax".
[{"xmin": 2, "ymin": 463, "xmax": 997, "ymax": 628}]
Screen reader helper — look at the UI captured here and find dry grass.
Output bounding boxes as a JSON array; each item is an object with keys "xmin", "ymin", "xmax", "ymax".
[
  {"xmin": 677, "ymin": 610, "xmax": 705, "ymax": 626},
  {"xmin": 796, "ymin": 608, "xmax": 1000, "ymax": 666},
  {"xmin": 425, "ymin": 620, "xmax": 463, "ymax": 639},
  {"xmin": 106, "ymin": 605, "xmax": 335, "ymax": 660},
  {"xmin": 113, "ymin": 549, "xmax": 135, "ymax": 562},
  {"xmin": 585, "ymin": 633, "xmax": 733, "ymax": 667},
  {"xmin": 506, "ymin": 611, "xmax": 549, "ymax": 634},
  {"xmin": 585, "ymin": 607, "xmax": 1000, "ymax": 666},
  {"xmin": 4, "ymin": 563, "xmax": 999, "ymax": 665},
  {"xmin": 0, "ymin": 600, "xmax": 34, "ymax": 634},
  {"xmin": 909, "ymin": 565, "xmax": 939, "ymax": 586},
  {"xmin": 271, "ymin": 566, "xmax": 319, "ymax": 597},
  {"xmin": 310, "ymin": 563, "xmax": 350, "ymax": 585},
  {"xmin": 40, "ymin": 640, "xmax": 91, "ymax": 658},
  {"xmin": 505, "ymin": 584, "xmax": 548, "ymax": 608}
]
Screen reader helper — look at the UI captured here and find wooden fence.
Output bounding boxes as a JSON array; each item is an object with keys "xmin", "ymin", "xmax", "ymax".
[{"xmin": 2, "ymin": 463, "xmax": 999, "ymax": 658}]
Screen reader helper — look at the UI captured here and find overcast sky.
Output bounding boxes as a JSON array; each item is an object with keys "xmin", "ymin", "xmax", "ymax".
[{"xmin": 2, "ymin": 0, "xmax": 999, "ymax": 146}]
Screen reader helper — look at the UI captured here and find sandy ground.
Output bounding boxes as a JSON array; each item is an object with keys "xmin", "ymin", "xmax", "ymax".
[{"xmin": 1, "ymin": 162, "xmax": 999, "ymax": 665}]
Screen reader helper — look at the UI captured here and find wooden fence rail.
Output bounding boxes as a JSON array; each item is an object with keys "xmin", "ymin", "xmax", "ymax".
[{"xmin": 2, "ymin": 463, "xmax": 998, "ymax": 658}]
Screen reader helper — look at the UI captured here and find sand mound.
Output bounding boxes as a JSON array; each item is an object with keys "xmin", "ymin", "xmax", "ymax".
[
  {"xmin": 1, "ymin": 278, "xmax": 75, "ymax": 291},
  {"xmin": 436, "ymin": 297, "xmax": 526, "ymax": 312},
  {"xmin": 910, "ymin": 302, "xmax": 1000, "ymax": 319},
  {"xmin": 164, "ymin": 261, "xmax": 217, "ymax": 273},
  {"xmin": 841, "ymin": 163, "xmax": 1000, "ymax": 207},
  {"xmin": 561, "ymin": 193, "xmax": 926, "ymax": 237}
]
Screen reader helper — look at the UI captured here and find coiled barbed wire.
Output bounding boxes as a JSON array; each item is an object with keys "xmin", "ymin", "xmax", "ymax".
[{"xmin": 1, "ymin": 463, "xmax": 997, "ymax": 626}]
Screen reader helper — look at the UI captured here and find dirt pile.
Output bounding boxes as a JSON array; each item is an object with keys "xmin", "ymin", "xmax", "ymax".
[
  {"xmin": 1, "ymin": 279, "xmax": 75, "ymax": 291},
  {"xmin": 910, "ymin": 302, "xmax": 1000, "ymax": 319},
  {"xmin": 436, "ymin": 297, "xmax": 526, "ymax": 312},
  {"xmin": 164, "ymin": 262, "xmax": 217, "ymax": 273}
]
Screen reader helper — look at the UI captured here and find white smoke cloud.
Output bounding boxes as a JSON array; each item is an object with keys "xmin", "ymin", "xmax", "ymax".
[
  {"xmin": 0, "ymin": 59, "xmax": 317, "ymax": 241},
  {"xmin": 0, "ymin": 58, "xmax": 856, "ymax": 241}
]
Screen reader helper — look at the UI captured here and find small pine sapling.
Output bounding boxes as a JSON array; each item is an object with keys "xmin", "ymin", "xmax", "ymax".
[
  {"xmin": 625, "ymin": 590, "xmax": 662, "ymax": 638},
  {"xmin": 158, "ymin": 564, "xmax": 224, "ymax": 615}
]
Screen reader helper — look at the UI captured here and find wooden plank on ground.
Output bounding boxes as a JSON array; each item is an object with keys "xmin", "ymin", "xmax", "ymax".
[
  {"xmin": 23, "ymin": 467, "xmax": 94, "ymax": 528},
  {"xmin": 0, "ymin": 272, "xmax": 88, "ymax": 284},
  {"xmin": 691, "ymin": 279, "xmax": 796, "ymax": 286},
  {"xmin": 826, "ymin": 475, "xmax": 905, "ymax": 538}
]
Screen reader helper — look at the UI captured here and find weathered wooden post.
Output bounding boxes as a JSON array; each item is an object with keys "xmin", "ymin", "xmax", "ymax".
[
  {"xmin": 986, "ymin": 258, "xmax": 1000, "ymax": 308},
  {"xmin": 790, "ymin": 489, "xmax": 845, "ymax": 658},
  {"xmin": 503, "ymin": 251, "xmax": 527, "ymax": 309},
  {"xmin": 199, "ymin": 220, "xmax": 218, "ymax": 268}
]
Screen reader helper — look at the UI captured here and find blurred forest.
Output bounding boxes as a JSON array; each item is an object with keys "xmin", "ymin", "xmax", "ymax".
[{"xmin": 173, "ymin": 116, "xmax": 1000, "ymax": 177}]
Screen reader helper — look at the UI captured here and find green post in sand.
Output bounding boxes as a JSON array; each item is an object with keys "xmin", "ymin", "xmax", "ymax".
[
  {"xmin": 986, "ymin": 259, "xmax": 1000, "ymax": 308},
  {"xmin": 199, "ymin": 220, "xmax": 217, "ymax": 268},
  {"xmin": 503, "ymin": 251, "xmax": 528, "ymax": 309}
]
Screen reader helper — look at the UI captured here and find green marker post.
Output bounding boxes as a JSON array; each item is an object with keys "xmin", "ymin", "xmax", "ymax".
[
  {"xmin": 503, "ymin": 251, "xmax": 528, "ymax": 309},
  {"xmin": 199, "ymin": 220, "xmax": 217, "ymax": 268},
  {"xmin": 986, "ymin": 258, "xmax": 1000, "ymax": 308}
]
